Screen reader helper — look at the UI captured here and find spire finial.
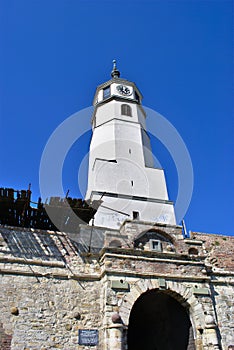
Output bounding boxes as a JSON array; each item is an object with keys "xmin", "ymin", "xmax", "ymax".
[{"xmin": 111, "ymin": 59, "xmax": 120, "ymax": 78}]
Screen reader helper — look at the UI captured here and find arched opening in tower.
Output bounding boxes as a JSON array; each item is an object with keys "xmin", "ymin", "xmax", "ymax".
[{"xmin": 127, "ymin": 289, "xmax": 195, "ymax": 350}]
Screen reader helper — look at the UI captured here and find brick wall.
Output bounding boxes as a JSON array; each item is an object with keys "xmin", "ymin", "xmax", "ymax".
[
  {"xmin": 0, "ymin": 323, "xmax": 12, "ymax": 350},
  {"xmin": 191, "ymin": 232, "xmax": 234, "ymax": 271}
]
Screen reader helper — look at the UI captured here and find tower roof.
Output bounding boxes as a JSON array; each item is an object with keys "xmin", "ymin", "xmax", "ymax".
[
  {"xmin": 92, "ymin": 61, "xmax": 143, "ymax": 106},
  {"xmin": 111, "ymin": 59, "xmax": 120, "ymax": 78}
]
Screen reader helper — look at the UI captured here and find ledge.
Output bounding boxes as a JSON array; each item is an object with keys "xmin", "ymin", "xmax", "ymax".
[
  {"xmin": 99, "ymin": 248, "xmax": 206, "ymax": 265},
  {"xmin": 0, "ymin": 267, "xmax": 100, "ymax": 281},
  {"xmin": 0, "ymin": 256, "xmax": 65, "ymax": 268},
  {"xmin": 2, "ymin": 265, "xmax": 232, "ymax": 285},
  {"xmin": 184, "ymin": 239, "xmax": 203, "ymax": 246},
  {"xmin": 103, "ymin": 269, "xmax": 211, "ymax": 282}
]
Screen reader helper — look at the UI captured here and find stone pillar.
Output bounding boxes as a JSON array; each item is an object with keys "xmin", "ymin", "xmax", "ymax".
[
  {"xmin": 105, "ymin": 324, "xmax": 124, "ymax": 350},
  {"xmin": 203, "ymin": 315, "xmax": 220, "ymax": 349},
  {"xmin": 102, "ymin": 312, "xmax": 126, "ymax": 350}
]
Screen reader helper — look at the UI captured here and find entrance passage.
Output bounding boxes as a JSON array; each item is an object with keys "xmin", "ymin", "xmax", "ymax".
[{"xmin": 128, "ymin": 290, "xmax": 195, "ymax": 350}]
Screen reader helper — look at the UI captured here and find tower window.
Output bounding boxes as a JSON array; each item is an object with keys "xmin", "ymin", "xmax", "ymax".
[
  {"xmin": 103, "ymin": 86, "xmax": 110, "ymax": 99},
  {"xmin": 131, "ymin": 180, "xmax": 134, "ymax": 186},
  {"xmin": 121, "ymin": 104, "xmax": 132, "ymax": 116},
  {"xmin": 133, "ymin": 211, "xmax": 139, "ymax": 220},
  {"xmin": 135, "ymin": 91, "xmax": 140, "ymax": 103},
  {"xmin": 150, "ymin": 239, "xmax": 162, "ymax": 252}
]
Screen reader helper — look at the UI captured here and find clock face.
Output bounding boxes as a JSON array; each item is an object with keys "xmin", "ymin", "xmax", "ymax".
[{"xmin": 116, "ymin": 84, "xmax": 131, "ymax": 96}]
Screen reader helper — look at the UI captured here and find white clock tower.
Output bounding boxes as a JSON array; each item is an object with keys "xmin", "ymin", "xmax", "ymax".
[{"xmin": 85, "ymin": 61, "xmax": 176, "ymax": 229}]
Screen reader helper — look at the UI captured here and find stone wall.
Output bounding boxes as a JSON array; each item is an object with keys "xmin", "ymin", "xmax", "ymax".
[
  {"xmin": 0, "ymin": 223, "xmax": 233, "ymax": 350},
  {"xmin": 189, "ymin": 232, "xmax": 234, "ymax": 348},
  {"xmin": 213, "ymin": 284, "xmax": 234, "ymax": 348},
  {"xmin": 0, "ymin": 226, "xmax": 104, "ymax": 350},
  {"xmin": 0, "ymin": 275, "xmax": 102, "ymax": 350}
]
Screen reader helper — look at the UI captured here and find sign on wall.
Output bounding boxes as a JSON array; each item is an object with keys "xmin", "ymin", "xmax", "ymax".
[{"xmin": 78, "ymin": 329, "xmax": 99, "ymax": 346}]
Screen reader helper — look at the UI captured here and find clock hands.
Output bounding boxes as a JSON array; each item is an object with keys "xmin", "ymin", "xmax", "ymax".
[{"xmin": 117, "ymin": 84, "xmax": 131, "ymax": 96}]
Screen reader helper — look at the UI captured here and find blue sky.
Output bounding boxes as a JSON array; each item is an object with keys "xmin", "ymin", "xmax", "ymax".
[{"xmin": 0, "ymin": 0, "xmax": 233, "ymax": 235}]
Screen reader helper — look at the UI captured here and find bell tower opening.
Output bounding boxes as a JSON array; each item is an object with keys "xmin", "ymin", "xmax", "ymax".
[{"xmin": 127, "ymin": 290, "xmax": 195, "ymax": 350}]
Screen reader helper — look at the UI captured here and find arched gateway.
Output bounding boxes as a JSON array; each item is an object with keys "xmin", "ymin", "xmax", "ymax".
[{"xmin": 127, "ymin": 289, "xmax": 195, "ymax": 350}]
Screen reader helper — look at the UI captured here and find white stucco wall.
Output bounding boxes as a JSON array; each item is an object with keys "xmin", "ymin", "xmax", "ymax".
[
  {"xmin": 93, "ymin": 100, "xmax": 146, "ymax": 129},
  {"xmin": 91, "ymin": 193, "xmax": 176, "ymax": 228},
  {"xmin": 86, "ymin": 94, "xmax": 176, "ymax": 229}
]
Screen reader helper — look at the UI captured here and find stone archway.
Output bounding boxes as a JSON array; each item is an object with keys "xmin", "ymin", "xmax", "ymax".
[{"xmin": 127, "ymin": 289, "xmax": 195, "ymax": 350}]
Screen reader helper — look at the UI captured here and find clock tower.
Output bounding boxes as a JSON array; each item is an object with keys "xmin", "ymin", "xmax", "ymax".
[{"xmin": 85, "ymin": 61, "xmax": 176, "ymax": 228}]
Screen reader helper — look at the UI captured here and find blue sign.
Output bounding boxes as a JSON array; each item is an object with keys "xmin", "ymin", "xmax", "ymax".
[{"xmin": 78, "ymin": 329, "xmax": 99, "ymax": 346}]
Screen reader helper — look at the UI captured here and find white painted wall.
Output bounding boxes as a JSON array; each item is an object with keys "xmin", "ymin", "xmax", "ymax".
[
  {"xmin": 86, "ymin": 83, "xmax": 176, "ymax": 229},
  {"xmin": 90, "ymin": 192, "xmax": 176, "ymax": 228},
  {"xmin": 93, "ymin": 100, "xmax": 146, "ymax": 129}
]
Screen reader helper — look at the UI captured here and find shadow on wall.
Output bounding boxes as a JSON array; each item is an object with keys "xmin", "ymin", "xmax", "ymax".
[{"xmin": 0, "ymin": 228, "xmax": 64, "ymax": 261}]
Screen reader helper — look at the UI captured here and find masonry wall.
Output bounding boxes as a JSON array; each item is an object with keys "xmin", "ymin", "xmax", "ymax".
[
  {"xmin": 0, "ymin": 275, "xmax": 102, "ymax": 350},
  {"xmin": 191, "ymin": 232, "xmax": 234, "ymax": 349},
  {"xmin": 0, "ymin": 224, "xmax": 233, "ymax": 350},
  {"xmin": 0, "ymin": 226, "xmax": 104, "ymax": 350}
]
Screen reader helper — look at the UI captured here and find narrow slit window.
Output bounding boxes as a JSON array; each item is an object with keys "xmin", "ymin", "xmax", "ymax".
[
  {"xmin": 103, "ymin": 86, "xmax": 110, "ymax": 99},
  {"xmin": 135, "ymin": 91, "xmax": 140, "ymax": 103},
  {"xmin": 121, "ymin": 104, "xmax": 132, "ymax": 116},
  {"xmin": 131, "ymin": 180, "xmax": 134, "ymax": 186},
  {"xmin": 133, "ymin": 211, "xmax": 139, "ymax": 220}
]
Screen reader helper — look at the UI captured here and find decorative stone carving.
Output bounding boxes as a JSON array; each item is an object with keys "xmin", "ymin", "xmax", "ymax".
[{"xmin": 107, "ymin": 288, "xmax": 118, "ymax": 306}]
